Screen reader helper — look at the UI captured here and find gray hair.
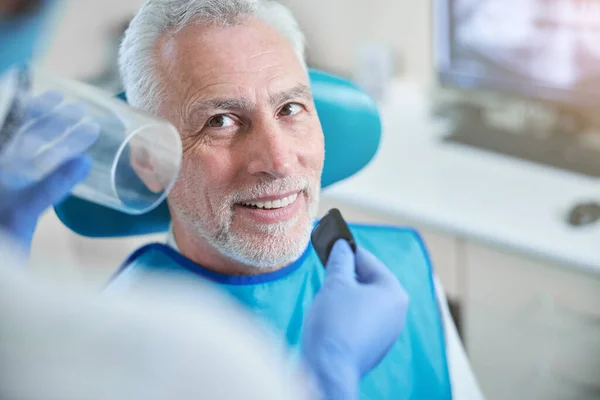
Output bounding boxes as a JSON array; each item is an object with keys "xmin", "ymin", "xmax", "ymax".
[{"xmin": 119, "ymin": 0, "xmax": 307, "ymax": 115}]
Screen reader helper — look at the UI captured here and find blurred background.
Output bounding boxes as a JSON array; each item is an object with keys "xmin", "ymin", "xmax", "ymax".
[{"xmin": 29, "ymin": 1, "xmax": 600, "ymax": 399}]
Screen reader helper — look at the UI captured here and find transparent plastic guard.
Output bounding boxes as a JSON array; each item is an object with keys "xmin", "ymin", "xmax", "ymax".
[{"xmin": 10, "ymin": 68, "xmax": 182, "ymax": 215}]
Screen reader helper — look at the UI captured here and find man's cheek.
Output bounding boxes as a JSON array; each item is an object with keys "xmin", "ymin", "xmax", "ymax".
[
  {"xmin": 166, "ymin": 181, "xmax": 186, "ymax": 211},
  {"xmin": 168, "ymin": 167, "xmax": 200, "ymax": 205},
  {"xmin": 309, "ymin": 139, "xmax": 325, "ymax": 172}
]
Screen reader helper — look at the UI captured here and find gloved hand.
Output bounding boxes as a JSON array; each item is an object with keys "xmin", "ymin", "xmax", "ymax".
[
  {"xmin": 0, "ymin": 91, "xmax": 99, "ymax": 254},
  {"xmin": 302, "ymin": 240, "xmax": 409, "ymax": 400}
]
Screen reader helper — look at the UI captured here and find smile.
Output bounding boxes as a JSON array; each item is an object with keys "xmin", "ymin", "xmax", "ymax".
[{"xmin": 240, "ymin": 193, "xmax": 299, "ymax": 210}]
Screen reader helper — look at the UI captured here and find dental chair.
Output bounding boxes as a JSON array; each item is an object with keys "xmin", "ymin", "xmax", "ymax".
[{"xmin": 54, "ymin": 69, "xmax": 382, "ymax": 237}]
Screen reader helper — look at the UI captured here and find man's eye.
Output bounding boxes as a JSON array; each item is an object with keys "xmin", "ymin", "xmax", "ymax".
[
  {"xmin": 279, "ymin": 103, "xmax": 302, "ymax": 117},
  {"xmin": 207, "ymin": 115, "xmax": 235, "ymax": 128}
]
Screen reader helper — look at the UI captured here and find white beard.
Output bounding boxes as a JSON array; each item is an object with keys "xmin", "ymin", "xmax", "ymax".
[{"xmin": 175, "ymin": 176, "xmax": 320, "ymax": 269}]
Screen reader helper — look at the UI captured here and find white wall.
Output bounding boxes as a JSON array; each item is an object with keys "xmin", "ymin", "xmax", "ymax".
[
  {"xmin": 40, "ymin": 0, "xmax": 434, "ymax": 82},
  {"xmin": 283, "ymin": 0, "xmax": 434, "ymax": 83},
  {"xmin": 40, "ymin": 0, "xmax": 145, "ymax": 79}
]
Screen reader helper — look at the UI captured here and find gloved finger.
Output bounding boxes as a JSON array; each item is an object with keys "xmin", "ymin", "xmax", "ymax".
[
  {"xmin": 0, "ymin": 165, "xmax": 41, "ymax": 190},
  {"xmin": 16, "ymin": 103, "xmax": 85, "ymax": 154},
  {"xmin": 324, "ymin": 239, "xmax": 356, "ymax": 282},
  {"xmin": 34, "ymin": 119, "xmax": 100, "ymax": 166},
  {"xmin": 0, "ymin": 92, "xmax": 64, "ymax": 158},
  {"xmin": 354, "ymin": 247, "xmax": 395, "ymax": 285},
  {"xmin": 23, "ymin": 91, "xmax": 64, "ymax": 120},
  {"xmin": 0, "ymin": 122, "xmax": 99, "ymax": 191},
  {"xmin": 22, "ymin": 155, "xmax": 92, "ymax": 214}
]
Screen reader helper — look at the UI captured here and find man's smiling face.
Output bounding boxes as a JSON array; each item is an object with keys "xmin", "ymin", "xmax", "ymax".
[{"xmin": 158, "ymin": 16, "xmax": 324, "ymax": 271}]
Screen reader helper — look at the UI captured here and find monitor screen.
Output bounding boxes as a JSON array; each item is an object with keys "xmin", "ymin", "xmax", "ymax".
[{"xmin": 434, "ymin": 0, "xmax": 600, "ymax": 106}]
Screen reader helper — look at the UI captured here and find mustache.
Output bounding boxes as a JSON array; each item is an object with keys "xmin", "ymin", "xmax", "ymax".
[{"xmin": 227, "ymin": 176, "xmax": 314, "ymax": 204}]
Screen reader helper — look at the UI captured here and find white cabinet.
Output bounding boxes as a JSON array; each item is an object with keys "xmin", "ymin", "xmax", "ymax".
[{"xmin": 464, "ymin": 242, "xmax": 600, "ymax": 400}]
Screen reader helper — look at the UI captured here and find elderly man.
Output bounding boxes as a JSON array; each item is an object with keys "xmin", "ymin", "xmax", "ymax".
[{"xmin": 105, "ymin": 0, "xmax": 484, "ymax": 398}]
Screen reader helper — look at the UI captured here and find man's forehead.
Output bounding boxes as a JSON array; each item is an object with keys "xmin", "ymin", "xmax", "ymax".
[
  {"xmin": 156, "ymin": 19, "xmax": 309, "ymax": 119},
  {"xmin": 158, "ymin": 18, "xmax": 305, "ymax": 85}
]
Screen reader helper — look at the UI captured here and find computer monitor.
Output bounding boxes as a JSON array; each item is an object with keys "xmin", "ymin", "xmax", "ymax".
[
  {"xmin": 433, "ymin": 0, "xmax": 600, "ymax": 179},
  {"xmin": 434, "ymin": 0, "xmax": 600, "ymax": 106}
]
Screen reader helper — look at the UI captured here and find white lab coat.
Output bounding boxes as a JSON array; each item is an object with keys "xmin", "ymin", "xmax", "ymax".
[{"xmin": 0, "ymin": 234, "xmax": 310, "ymax": 400}]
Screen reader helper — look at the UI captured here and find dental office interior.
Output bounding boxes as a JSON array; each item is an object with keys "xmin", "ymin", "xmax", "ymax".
[{"xmin": 30, "ymin": 1, "xmax": 600, "ymax": 399}]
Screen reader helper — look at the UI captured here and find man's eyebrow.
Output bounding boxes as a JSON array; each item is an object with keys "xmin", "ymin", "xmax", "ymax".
[
  {"xmin": 188, "ymin": 98, "xmax": 254, "ymax": 113},
  {"xmin": 269, "ymin": 84, "xmax": 312, "ymax": 107},
  {"xmin": 183, "ymin": 84, "xmax": 313, "ymax": 125}
]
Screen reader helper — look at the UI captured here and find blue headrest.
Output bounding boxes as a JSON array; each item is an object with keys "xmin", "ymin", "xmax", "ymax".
[{"xmin": 54, "ymin": 69, "xmax": 381, "ymax": 237}]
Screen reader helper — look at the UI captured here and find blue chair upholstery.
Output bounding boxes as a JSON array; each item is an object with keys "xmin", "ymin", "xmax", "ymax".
[{"xmin": 54, "ymin": 69, "xmax": 381, "ymax": 237}]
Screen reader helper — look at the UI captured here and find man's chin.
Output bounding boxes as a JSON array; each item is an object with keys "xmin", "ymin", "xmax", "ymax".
[{"xmin": 223, "ymin": 219, "xmax": 313, "ymax": 269}]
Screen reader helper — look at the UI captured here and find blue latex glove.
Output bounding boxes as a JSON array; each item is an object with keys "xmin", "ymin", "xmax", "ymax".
[
  {"xmin": 302, "ymin": 239, "xmax": 409, "ymax": 399},
  {"xmin": 0, "ymin": 91, "xmax": 99, "ymax": 254}
]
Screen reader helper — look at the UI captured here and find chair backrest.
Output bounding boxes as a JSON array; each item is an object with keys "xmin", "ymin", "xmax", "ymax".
[{"xmin": 53, "ymin": 69, "xmax": 381, "ymax": 237}]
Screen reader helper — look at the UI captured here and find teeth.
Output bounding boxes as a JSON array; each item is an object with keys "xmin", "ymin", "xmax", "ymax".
[{"xmin": 241, "ymin": 193, "xmax": 298, "ymax": 209}]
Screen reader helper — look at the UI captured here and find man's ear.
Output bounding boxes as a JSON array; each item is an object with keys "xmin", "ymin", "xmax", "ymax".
[{"xmin": 129, "ymin": 146, "xmax": 165, "ymax": 194}]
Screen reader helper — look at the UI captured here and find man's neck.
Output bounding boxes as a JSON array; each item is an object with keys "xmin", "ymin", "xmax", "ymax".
[{"xmin": 170, "ymin": 223, "xmax": 278, "ymax": 276}]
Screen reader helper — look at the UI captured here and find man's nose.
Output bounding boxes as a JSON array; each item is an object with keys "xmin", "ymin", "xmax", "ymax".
[{"xmin": 245, "ymin": 121, "xmax": 297, "ymax": 178}]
